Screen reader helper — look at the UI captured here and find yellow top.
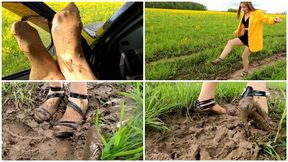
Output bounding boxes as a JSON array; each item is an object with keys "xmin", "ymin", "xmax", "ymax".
[{"xmin": 234, "ymin": 10, "xmax": 276, "ymax": 52}]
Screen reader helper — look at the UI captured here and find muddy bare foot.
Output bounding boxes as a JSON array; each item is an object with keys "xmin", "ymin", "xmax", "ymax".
[
  {"xmin": 210, "ymin": 104, "xmax": 226, "ymax": 114},
  {"xmin": 34, "ymin": 88, "xmax": 64, "ymax": 122},
  {"xmin": 54, "ymin": 95, "xmax": 89, "ymax": 137},
  {"xmin": 12, "ymin": 21, "xmax": 65, "ymax": 80},
  {"xmin": 51, "ymin": 2, "xmax": 96, "ymax": 80},
  {"xmin": 239, "ymin": 97, "xmax": 277, "ymax": 133}
]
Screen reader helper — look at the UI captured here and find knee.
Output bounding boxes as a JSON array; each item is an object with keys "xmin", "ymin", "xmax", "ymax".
[{"xmin": 227, "ymin": 40, "xmax": 234, "ymax": 46}]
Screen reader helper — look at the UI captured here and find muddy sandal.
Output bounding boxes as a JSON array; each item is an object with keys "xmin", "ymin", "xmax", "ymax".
[
  {"xmin": 240, "ymin": 70, "xmax": 248, "ymax": 77},
  {"xmin": 34, "ymin": 86, "xmax": 65, "ymax": 122},
  {"xmin": 239, "ymin": 86, "xmax": 273, "ymax": 132},
  {"xmin": 193, "ymin": 98, "xmax": 218, "ymax": 114},
  {"xmin": 240, "ymin": 86, "xmax": 270, "ymax": 99},
  {"xmin": 53, "ymin": 92, "xmax": 88, "ymax": 138},
  {"xmin": 212, "ymin": 58, "xmax": 224, "ymax": 65}
]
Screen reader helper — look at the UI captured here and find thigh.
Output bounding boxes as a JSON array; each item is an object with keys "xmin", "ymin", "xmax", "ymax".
[{"xmin": 229, "ymin": 38, "xmax": 244, "ymax": 46}]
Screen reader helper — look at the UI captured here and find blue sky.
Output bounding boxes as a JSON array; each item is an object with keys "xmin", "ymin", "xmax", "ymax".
[{"xmin": 191, "ymin": 0, "xmax": 286, "ymax": 13}]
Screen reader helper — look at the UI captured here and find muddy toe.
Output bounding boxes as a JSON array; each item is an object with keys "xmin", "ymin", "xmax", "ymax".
[
  {"xmin": 53, "ymin": 121, "xmax": 81, "ymax": 138},
  {"xmin": 34, "ymin": 106, "xmax": 55, "ymax": 122}
]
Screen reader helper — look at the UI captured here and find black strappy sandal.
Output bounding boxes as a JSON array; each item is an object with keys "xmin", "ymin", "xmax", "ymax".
[
  {"xmin": 240, "ymin": 86, "xmax": 270, "ymax": 99},
  {"xmin": 193, "ymin": 98, "xmax": 217, "ymax": 114},
  {"xmin": 239, "ymin": 86, "xmax": 274, "ymax": 132},
  {"xmin": 53, "ymin": 92, "xmax": 88, "ymax": 138},
  {"xmin": 212, "ymin": 58, "xmax": 224, "ymax": 65},
  {"xmin": 34, "ymin": 86, "xmax": 65, "ymax": 122}
]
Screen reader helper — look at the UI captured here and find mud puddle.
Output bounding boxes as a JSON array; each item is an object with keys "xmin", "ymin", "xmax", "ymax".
[
  {"xmin": 2, "ymin": 83, "xmax": 135, "ymax": 160},
  {"xmin": 145, "ymin": 101, "xmax": 285, "ymax": 160}
]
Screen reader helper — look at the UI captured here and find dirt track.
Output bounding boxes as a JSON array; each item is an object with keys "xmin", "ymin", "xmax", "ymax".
[
  {"xmin": 145, "ymin": 102, "xmax": 285, "ymax": 160},
  {"xmin": 218, "ymin": 53, "xmax": 286, "ymax": 80},
  {"xmin": 2, "ymin": 83, "xmax": 134, "ymax": 160}
]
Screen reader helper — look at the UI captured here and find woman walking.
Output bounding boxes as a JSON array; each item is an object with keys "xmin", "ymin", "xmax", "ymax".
[{"xmin": 212, "ymin": 1, "xmax": 282, "ymax": 76}]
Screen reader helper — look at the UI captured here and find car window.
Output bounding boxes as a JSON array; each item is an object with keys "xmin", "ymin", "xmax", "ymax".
[
  {"xmin": 46, "ymin": 2, "xmax": 125, "ymax": 25},
  {"xmin": 2, "ymin": 7, "xmax": 51, "ymax": 77}
]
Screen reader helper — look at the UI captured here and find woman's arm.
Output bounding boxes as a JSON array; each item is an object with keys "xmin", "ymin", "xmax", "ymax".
[{"xmin": 259, "ymin": 10, "xmax": 281, "ymax": 24}]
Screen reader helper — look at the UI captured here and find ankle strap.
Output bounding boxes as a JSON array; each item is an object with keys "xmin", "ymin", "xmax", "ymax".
[
  {"xmin": 70, "ymin": 92, "xmax": 88, "ymax": 99},
  {"xmin": 241, "ymin": 86, "xmax": 270, "ymax": 99},
  {"xmin": 193, "ymin": 98, "xmax": 216, "ymax": 112},
  {"xmin": 50, "ymin": 86, "xmax": 64, "ymax": 91},
  {"xmin": 253, "ymin": 90, "xmax": 270, "ymax": 97}
]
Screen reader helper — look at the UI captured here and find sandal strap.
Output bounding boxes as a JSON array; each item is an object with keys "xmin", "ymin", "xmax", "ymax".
[
  {"xmin": 50, "ymin": 86, "xmax": 64, "ymax": 91},
  {"xmin": 37, "ymin": 107, "xmax": 52, "ymax": 117},
  {"xmin": 55, "ymin": 121, "xmax": 78, "ymax": 130},
  {"xmin": 217, "ymin": 58, "xmax": 224, "ymax": 61},
  {"xmin": 193, "ymin": 98, "xmax": 216, "ymax": 112},
  {"xmin": 240, "ymin": 86, "xmax": 270, "ymax": 99},
  {"xmin": 253, "ymin": 90, "xmax": 270, "ymax": 97},
  {"xmin": 240, "ymin": 86, "xmax": 254, "ymax": 99},
  {"xmin": 47, "ymin": 93, "xmax": 65, "ymax": 99},
  {"xmin": 67, "ymin": 100, "xmax": 85, "ymax": 118},
  {"xmin": 70, "ymin": 92, "xmax": 88, "ymax": 99}
]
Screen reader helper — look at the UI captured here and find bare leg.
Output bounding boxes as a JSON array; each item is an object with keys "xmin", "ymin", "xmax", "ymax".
[
  {"xmin": 12, "ymin": 21, "xmax": 65, "ymax": 80},
  {"xmin": 218, "ymin": 38, "xmax": 243, "ymax": 59},
  {"xmin": 198, "ymin": 82, "xmax": 226, "ymax": 114},
  {"xmin": 57, "ymin": 82, "xmax": 88, "ymax": 123},
  {"xmin": 34, "ymin": 82, "xmax": 64, "ymax": 122},
  {"xmin": 246, "ymin": 82, "xmax": 268, "ymax": 114},
  {"xmin": 241, "ymin": 47, "xmax": 251, "ymax": 72},
  {"xmin": 51, "ymin": 3, "xmax": 96, "ymax": 80}
]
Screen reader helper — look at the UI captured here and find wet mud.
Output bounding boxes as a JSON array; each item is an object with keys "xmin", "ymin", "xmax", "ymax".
[
  {"xmin": 2, "ymin": 83, "xmax": 135, "ymax": 160},
  {"xmin": 145, "ymin": 102, "xmax": 285, "ymax": 160}
]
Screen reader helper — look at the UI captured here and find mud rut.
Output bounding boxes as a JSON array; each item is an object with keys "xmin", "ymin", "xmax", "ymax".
[
  {"xmin": 2, "ymin": 83, "xmax": 135, "ymax": 160},
  {"xmin": 145, "ymin": 102, "xmax": 285, "ymax": 160},
  {"xmin": 219, "ymin": 53, "xmax": 286, "ymax": 80}
]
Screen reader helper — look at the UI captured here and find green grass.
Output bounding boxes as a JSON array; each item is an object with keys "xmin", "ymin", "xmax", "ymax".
[
  {"xmin": 145, "ymin": 9, "xmax": 286, "ymax": 80},
  {"xmin": 145, "ymin": 82, "xmax": 286, "ymax": 159},
  {"xmin": 2, "ymin": 2, "xmax": 124, "ymax": 77},
  {"xmin": 96, "ymin": 82, "xmax": 143, "ymax": 160},
  {"xmin": 243, "ymin": 60, "xmax": 286, "ymax": 80},
  {"xmin": 2, "ymin": 82, "xmax": 38, "ymax": 108}
]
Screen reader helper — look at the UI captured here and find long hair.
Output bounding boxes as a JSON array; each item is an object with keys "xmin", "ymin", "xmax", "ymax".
[{"xmin": 237, "ymin": 2, "xmax": 256, "ymax": 19}]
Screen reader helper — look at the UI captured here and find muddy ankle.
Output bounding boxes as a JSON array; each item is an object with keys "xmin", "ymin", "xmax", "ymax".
[{"xmin": 61, "ymin": 97, "xmax": 89, "ymax": 122}]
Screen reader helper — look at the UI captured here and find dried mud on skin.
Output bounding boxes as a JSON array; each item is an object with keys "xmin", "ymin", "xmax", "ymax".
[
  {"xmin": 145, "ymin": 102, "xmax": 285, "ymax": 160},
  {"xmin": 2, "ymin": 83, "xmax": 135, "ymax": 160}
]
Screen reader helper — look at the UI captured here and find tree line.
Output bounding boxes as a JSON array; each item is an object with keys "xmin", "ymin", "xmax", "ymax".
[{"xmin": 145, "ymin": 2, "xmax": 207, "ymax": 10}]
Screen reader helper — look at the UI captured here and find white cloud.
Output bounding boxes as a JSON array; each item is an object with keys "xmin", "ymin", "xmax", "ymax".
[{"xmin": 192, "ymin": 0, "xmax": 287, "ymax": 13}]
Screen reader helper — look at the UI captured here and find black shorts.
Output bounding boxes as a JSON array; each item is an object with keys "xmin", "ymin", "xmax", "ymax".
[{"xmin": 238, "ymin": 31, "xmax": 248, "ymax": 46}]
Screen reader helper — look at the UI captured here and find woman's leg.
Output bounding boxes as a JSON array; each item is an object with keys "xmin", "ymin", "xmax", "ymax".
[
  {"xmin": 34, "ymin": 82, "xmax": 64, "ymax": 122},
  {"xmin": 51, "ymin": 3, "xmax": 96, "ymax": 80},
  {"xmin": 246, "ymin": 82, "xmax": 268, "ymax": 114},
  {"xmin": 198, "ymin": 82, "xmax": 226, "ymax": 114},
  {"xmin": 12, "ymin": 22, "xmax": 65, "ymax": 80},
  {"xmin": 241, "ymin": 47, "xmax": 251, "ymax": 72},
  {"xmin": 58, "ymin": 82, "xmax": 89, "ymax": 122},
  {"xmin": 218, "ymin": 38, "xmax": 243, "ymax": 59}
]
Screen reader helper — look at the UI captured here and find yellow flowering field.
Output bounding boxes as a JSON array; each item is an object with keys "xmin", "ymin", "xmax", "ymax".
[{"xmin": 145, "ymin": 8, "xmax": 286, "ymax": 80}]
